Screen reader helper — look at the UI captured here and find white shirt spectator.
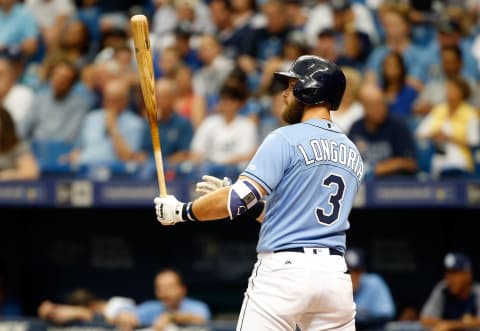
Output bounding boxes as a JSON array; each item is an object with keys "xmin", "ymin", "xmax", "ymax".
[
  {"xmin": 304, "ymin": 2, "xmax": 378, "ymax": 47},
  {"xmin": 331, "ymin": 102, "xmax": 364, "ymax": 134},
  {"xmin": 25, "ymin": 0, "xmax": 76, "ymax": 28},
  {"xmin": 191, "ymin": 114, "xmax": 257, "ymax": 165},
  {"xmin": 193, "ymin": 55, "xmax": 234, "ymax": 98},
  {"xmin": 3, "ymin": 84, "xmax": 34, "ymax": 130}
]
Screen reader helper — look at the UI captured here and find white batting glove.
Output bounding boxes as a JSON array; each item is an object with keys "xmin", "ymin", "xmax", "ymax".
[
  {"xmin": 195, "ymin": 175, "xmax": 232, "ymax": 195},
  {"xmin": 154, "ymin": 195, "xmax": 186, "ymax": 226}
]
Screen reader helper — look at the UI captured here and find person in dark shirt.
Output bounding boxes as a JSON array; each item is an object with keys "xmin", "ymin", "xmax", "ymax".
[
  {"xmin": 421, "ymin": 252, "xmax": 480, "ymax": 331},
  {"xmin": 138, "ymin": 78, "xmax": 193, "ymax": 179},
  {"xmin": 348, "ymin": 84, "xmax": 417, "ymax": 179}
]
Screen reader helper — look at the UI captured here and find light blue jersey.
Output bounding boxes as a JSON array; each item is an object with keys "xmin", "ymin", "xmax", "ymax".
[{"xmin": 242, "ymin": 119, "xmax": 363, "ymax": 253}]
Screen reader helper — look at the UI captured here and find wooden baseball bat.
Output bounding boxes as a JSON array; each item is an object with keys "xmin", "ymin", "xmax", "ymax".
[{"xmin": 130, "ymin": 15, "xmax": 167, "ymax": 197}]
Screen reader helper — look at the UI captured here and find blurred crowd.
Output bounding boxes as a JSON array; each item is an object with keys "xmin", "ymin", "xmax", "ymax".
[
  {"xmin": 1, "ymin": 0, "xmax": 480, "ymax": 183},
  {"xmin": 3, "ymin": 250, "xmax": 480, "ymax": 331}
]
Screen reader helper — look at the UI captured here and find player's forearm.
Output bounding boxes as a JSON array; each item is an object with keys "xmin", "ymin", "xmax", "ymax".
[
  {"xmin": 374, "ymin": 157, "xmax": 417, "ymax": 176},
  {"xmin": 420, "ymin": 316, "xmax": 441, "ymax": 327},
  {"xmin": 172, "ymin": 312, "xmax": 207, "ymax": 325},
  {"xmin": 191, "ymin": 187, "xmax": 231, "ymax": 221},
  {"xmin": 447, "ymin": 317, "xmax": 480, "ymax": 330}
]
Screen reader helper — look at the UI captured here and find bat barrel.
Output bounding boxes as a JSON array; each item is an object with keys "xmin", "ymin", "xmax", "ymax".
[{"xmin": 130, "ymin": 15, "xmax": 168, "ymax": 197}]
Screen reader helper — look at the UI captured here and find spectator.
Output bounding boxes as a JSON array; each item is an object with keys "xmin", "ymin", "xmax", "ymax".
[
  {"xmin": 76, "ymin": 0, "xmax": 102, "ymax": 47},
  {"xmin": 348, "ymin": 84, "xmax": 417, "ymax": 179},
  {"xmin": 331, "ymin": 66, "xmax": 364, "ymax": 133},
  {"xmin": 151, "ymin": 0, "xmax": 178, "ymax": 44},
  {"xmin": 0, "ymin": 262, "xmax": 21, "ymax": 317},
  {"xmin": 25, "ymin": 0, "xmax": 76, "ymax": 52},
  {"xmin": 424, "ymin": 17, "xmax": 480, "ymax": 84},
  {"xmin": 413, "ymin": 45, "xmax": 480, "ymax": 117},
  {"xmin": 0, "ymin": 57, "xmax": 34, "ymax": 130},
  {"xmin": 209, "ymin": 0, "xmax": 250, "ymax": 60},
  {"xmin": 0, "ymin": 107, "xmax": 39, "ymax": 181},
  {"xmin": 0, "ymin": 0, "xmax": 39, "ymax": 59},
  {"xmin": 239, "ymin": 0, "xmax": 293, "ymax": 72},
  {"xmin": 313, "ymin": 28, "xmax": 339, "ymax": 65},
  {"xmin": 420, "ymin": 252, "xmax": 480, "ymax": 331},
  {"xmin": 415, "ymin": 76, "xmax": 479, "ymax": 179},
  {"xmin": 284, "ymin": 0, "xmax": 308, "ymax": 31},
  {"xmin": 188, "ymin": 82, "xmax": 258, "ymax": 179},
  {"xmin": 174, "ymin": 65, "xmax": 206, "ymax": 130},
  {"xmin": 193, "ymin": 34, "xmax": 234, "ymax": 108},
  {"xmin": 138, "ymin": 78, "xmax": 193, "ymax": 176},
  {"xmin": 258, "ymin": 29, "xmax": 309, "ymax": 97},
  {"xmin": 38, "ymin": 288, "xmax": 135, "ymax": 326},
  {"xmin": 346, "ymin": 248, "xmax": 396, "ymax": 331},
  {"xmin": 380, "ymin": 51, "xmax": 418, "ymax": 120},
  {"xmin": 155, "ymin": 46, "xmax": 182, "ymax": 80},
  {"xmin": 93, "ymin": 27, "xmax": 128, "ymax": 65},
  {"xmin": 305, "ymin": 0, "xmax": 378, "ymax": 48},
  {"xmin": 38, "ymin": 288, "xmax": 107, "ymax": 325},
  {"xmin": 230, "ymin": 0, "xmax": 262, "ymax": 32},
  {"xmin": 364, "ymin": 3, "xmax": 426, "ymax": 90},
  {"xmin": 169, "ymin": 21, "xmax": 202, "ymax": 73},
  {"xmin": 114, "ymin": 268, "xmax": 211, "ymax": 331},
  {"xmin": 174, "ymin": 0, "xmax": 215, "ymax": 36},
  {"xmin": 20, "ymin": 59, "xmax": 89, "ymax": 144},
  {"xmin": 220, "ymin": 66, "xmax": 263, "ymax": 125},
  {"xmin": 64, "ymin": 78, "xmax": 145, "ymax": 170},
  {"xmin": 43, "ymin": 19, "xmax": 95, "ymax": 72}
]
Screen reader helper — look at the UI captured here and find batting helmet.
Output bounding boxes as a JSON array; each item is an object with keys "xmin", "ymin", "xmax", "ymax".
[{"xmin": 274, "ymin": 55, "xmax": 346, "ymax": 110}]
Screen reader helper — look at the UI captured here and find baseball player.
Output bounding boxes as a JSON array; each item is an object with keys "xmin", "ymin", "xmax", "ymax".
[{"xmin": 154, "ymin": 55, "xmax": 364, "ymax": 331}]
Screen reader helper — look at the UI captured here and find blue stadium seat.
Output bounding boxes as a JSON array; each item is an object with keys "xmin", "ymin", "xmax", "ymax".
[
  {"xmin": 414, "ymin": 139, "xmax": 434, "ymax": 177},
  {"xmin": 75, "ymin": 162, "xmax": 141, "ymax": 181},
  {"xmin": 471, "ymin": 145, "xmax": 480, "ymax": 178},
  {"xmin": 30, "ymin": 140, "xmax": 75, "ymax": 178}
]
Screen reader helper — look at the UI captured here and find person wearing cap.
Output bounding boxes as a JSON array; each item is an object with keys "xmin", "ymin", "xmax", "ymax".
[
  {"xmin": 420, "ymin": 252, "xmax": 480, "ymax": 331},
  {"xmin": 346, "ymin": 248, "xmax": 396, "ymax": 331}
]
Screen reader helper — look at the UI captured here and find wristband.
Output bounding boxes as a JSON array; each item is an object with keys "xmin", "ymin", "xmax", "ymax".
[{"xmin": 181, "ymin": 202, "xmax": 198, "ymax": 221}]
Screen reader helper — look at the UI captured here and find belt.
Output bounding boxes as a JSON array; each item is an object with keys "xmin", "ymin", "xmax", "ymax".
[{"xmin": 273, "ymin": 247, "xmax": 343, "ymax": 256}]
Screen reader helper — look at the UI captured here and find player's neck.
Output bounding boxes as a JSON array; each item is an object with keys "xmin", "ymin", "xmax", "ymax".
[{"xmin": 301, "ymin": 106, "xmax": 331, "ymax": 122}]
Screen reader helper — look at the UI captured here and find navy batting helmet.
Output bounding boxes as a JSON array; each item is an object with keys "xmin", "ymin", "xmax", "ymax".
[{"xmin": 274, "ymin": 55, "xmax": 346, "ymax": 110}]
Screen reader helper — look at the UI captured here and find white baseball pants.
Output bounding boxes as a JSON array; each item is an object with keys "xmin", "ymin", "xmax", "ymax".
[{"xmin": 236, "ymin": 249, "xmax": 356, "ymax": 331}]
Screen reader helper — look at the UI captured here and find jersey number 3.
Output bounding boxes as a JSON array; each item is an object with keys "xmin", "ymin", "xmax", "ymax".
[{"xmin": 316, "ymin": 174, "xmax": 345, "ymax": 225}]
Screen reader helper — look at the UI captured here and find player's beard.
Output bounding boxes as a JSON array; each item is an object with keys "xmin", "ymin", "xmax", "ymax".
[{"xmin": 282, "ymin": 98, "xmax": 305, "ymax": 124}]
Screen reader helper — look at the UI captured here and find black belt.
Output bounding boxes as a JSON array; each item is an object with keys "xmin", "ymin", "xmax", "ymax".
[{"xmin": 273, "ymin": 247, "xmax": 343, "ymax": 256}]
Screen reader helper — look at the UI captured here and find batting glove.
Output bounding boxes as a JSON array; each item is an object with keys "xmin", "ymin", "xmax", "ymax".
[
  {"xmin": 154, "ymin": 195, "xmax": 186, "ymax": 226},
  {"xmin": 195, "ymin": 175, "xmax": 232, "ymax": 195}
]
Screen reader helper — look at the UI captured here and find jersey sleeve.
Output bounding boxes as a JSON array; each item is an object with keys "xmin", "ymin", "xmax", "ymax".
[
  {"xmin": 420, "ymin": 281, "xmax": 446, "ymax": 319},
  {"xmin": 241, "ymin": 131, "xmax": 292, "ymax": 195}
]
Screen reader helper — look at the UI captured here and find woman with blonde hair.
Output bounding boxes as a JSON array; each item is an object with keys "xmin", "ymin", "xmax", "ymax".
[{"xmin": 416, "ymin": 76, "xmax": 479, "ymax": 178}]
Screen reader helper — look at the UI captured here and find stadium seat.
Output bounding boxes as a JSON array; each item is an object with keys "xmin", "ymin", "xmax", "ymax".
[
  {"xmin": 414, "ymin": 139, "xmax": 435, "ymax": 178},
  {"xmin": 30, "ymin": 140, "xmax": 75, "ymax": 178},
  {"xmin": 471, "ymin": 145, "xmax": 480, "ymax": 178},
  {"xmin": 75, "ymin": 162, "xmax": 141, "ymax": 181}
]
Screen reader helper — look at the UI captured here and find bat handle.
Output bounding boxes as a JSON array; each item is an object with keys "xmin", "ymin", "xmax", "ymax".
[{"xmin": 154, "ymin": 149, "xmax": 168, "ymax": 197}]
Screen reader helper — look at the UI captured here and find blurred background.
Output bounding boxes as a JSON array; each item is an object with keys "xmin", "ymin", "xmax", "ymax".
[{"xmin": 1, "ymin": 0, "xmax": 480, "ymax": 330}]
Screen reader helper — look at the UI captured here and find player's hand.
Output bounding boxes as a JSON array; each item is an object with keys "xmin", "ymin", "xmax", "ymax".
[
  {"xmin": 195, "ymin": 175, "xmax": 232, "ymax": 195},
  {"xmin": 154, "ymin": 195, "xmax": 185, "ymax": 226}
]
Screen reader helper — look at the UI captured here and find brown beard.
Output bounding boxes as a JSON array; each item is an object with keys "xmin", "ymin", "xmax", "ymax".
[{"xmin": 282, "ymin": 99, "xmax": 305, "ymax": 124}]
